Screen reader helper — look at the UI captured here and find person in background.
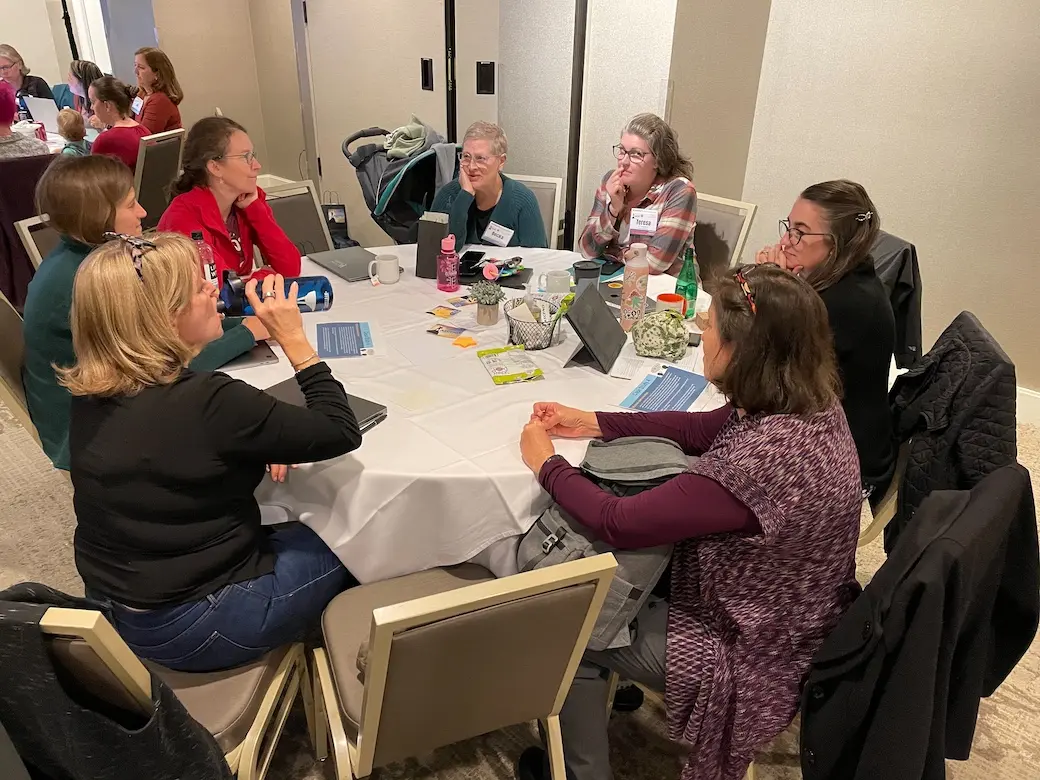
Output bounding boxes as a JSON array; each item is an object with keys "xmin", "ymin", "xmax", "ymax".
[
  {"xmin": 67, "ymin": 59, "xmax": 104, "ymax": 123},
  {"xmin": 580, "ymin": 113, "xmax": 697, "ymax": 275},
  {"xmin": 430, "ymin": 121, "xmax": 547, "ymax": 248},
  {"xmin": 57, "ymin": 108, "xmax": 91, "ymax": 156},
  {"xmin": 159, "ymin": 116, "xmax": 302, "ymax": 281},
  {"xmin": 0, "ymin": 80, "xmax": 48, "ymax": 159},
  {"xmin": 754, "ymin": 180, "xmax": 895, "ymax": 504},
  {"xmin": 132, "ymin": 47, "xmax": 183, "ymax": 134},
  {"xmin": 0, "ymin": 44, "xmax": 53, "ymax": 100},
  {"xmin": 515, "ymin": 264, "xmax": 862, "ymax": 780},
  {"xmin": 24, "ymin": 156, "xmax": 268, "ymax": 472},
  {"xmin": 89, "ymin": 76, "xmax": 149, "ymax": 172},
  {"xmin": 60, "ymin": 236, "xmax": 361, "ymax": 672}
]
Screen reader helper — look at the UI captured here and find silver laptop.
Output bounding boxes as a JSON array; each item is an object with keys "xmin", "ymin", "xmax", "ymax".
[
  {"xmin": 264, "ymin": 377, "xmax": 387, "ymax": 433},
  {"xmin": 24, "ymin": 96, "xmax": 60, "ymax": 133},
  {"xmin": 307, "ymin": 246, "xmax": 379, "ymax": 282},
  {"xmin": 223, "ymin": 341, "xmax": 279, "ymax": 370}
]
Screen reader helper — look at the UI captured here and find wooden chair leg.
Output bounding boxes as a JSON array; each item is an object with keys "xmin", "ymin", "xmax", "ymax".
[
  {"xmin": 604, "ymin": 670, "xmax": 620, "ymax": 719},
  {"xmin": 543, "ymin": 715, "xmax": 567, "ymax": 780}
]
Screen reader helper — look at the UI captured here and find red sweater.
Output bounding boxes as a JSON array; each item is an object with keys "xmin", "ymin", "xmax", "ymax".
[
  {"xmin": 135, "ymin": 91, "xmax": 182, "ymax": 135},
  {"xmin": 157, "ymin": 186, "xmax": 301, "ymax": 280},
  {"xmin": 91, "ymin": 124, "xmax": 150, "ymax": 172}
]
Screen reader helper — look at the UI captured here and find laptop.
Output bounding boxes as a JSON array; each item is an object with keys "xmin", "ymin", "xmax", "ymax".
[
  {"xmin": 223, "ymin": 341, "xmax": 279, "ymax": 370},
  {"xmin": 264, "ymin": 377, "xmax": 387, "ymax": 433},
  {"xmin": 23, "ymin": 96, "xmax": 60, "ymax": 133},
  {"xmin": 564, "ymin": 285, "xmax": 628, "ymax": 374},
  {"xmin": 307, "ymin": 246, "xmax": 378, "ymax": 282}
]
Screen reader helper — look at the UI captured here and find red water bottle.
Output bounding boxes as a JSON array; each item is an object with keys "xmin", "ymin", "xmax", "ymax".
[{"xmin": 436, "ymin": 233, "xmax": 460, "ymax": 292}]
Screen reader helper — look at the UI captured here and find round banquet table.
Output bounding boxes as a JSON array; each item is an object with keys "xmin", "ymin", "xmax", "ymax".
[{"xmin": 229, "ymin": 245, "xmax": 725, "ymax": 583}]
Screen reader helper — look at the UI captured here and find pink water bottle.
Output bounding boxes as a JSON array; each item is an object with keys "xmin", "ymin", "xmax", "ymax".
[
  {"xmin": 620, "ymin": 243, "xmax": 650, "ymax": 332},
  {"xmin": 436, "ymin": 233, "xmax": 460, "ymax": 292}
]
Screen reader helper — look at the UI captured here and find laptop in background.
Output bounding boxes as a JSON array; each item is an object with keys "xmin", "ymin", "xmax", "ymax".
[
  {"xmin": 23, "ymin": 96, "xmax": 60, "ymax": 133},
  {"xmin": 223, "ymin": 341, "xmax": 279, "ymax": 370},
  {"xmin": 264, "ymin": 377, "xmax": 387, "ymax": 433},
  {"xmin": 307, "ymin": 246, "xmax": 379, "ymax": 282}
]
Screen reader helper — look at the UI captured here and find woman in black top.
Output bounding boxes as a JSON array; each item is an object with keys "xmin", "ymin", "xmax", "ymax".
[
  {"xmin": 0, "ymin": 44, "xmax": 54, "ymax": 100},
  {"xmin": 755, "ymin": 179, "xmax": 895, "ymax": 503},
  {"xmin": 60, "ymin": 233, "xmax": 362, "ymax": 672}
]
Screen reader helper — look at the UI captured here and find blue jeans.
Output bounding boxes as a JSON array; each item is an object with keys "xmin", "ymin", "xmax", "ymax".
[{"xmin": 98, "ymin": 524, "xmax": 355, "ymax": 672}]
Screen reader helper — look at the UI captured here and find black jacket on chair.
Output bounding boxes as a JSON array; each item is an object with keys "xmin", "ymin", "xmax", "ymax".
[
  {"xmin": 800, "ymin": 465, "xmax": 1039, "ymax": 780},
  {"xmin": 872, "ymin": 230, "xmax": 923, "ymax": 368},
  {"xmin": 886, "ymin": 311, "xmax": 1017, "ymax": 551}
]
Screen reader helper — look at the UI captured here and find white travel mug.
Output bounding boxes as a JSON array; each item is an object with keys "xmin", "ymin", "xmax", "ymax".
[{"xmin": 369, "ymin": 254, "xmax": 400, "ymax": 284}]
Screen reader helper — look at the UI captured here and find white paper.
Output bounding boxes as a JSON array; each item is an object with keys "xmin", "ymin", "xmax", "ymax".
[{"xmin": 609, "ymin": 340, "xmax": 702, "ymax": 380}]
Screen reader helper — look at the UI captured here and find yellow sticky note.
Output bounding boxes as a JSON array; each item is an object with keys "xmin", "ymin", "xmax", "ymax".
[{"xmin": 453, "ymin": 336, "xmax": 477, "ymax": 348}]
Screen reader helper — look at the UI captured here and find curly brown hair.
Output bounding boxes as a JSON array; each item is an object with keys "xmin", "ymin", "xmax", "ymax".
[{"xmin": 711, "ymin": 264, "xmax": 840, "ymax": 416}]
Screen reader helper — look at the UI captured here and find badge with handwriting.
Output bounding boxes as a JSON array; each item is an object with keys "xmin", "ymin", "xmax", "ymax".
[
  {"xmin": 482, "ymin": 221, "xmax": 515, "ymax": 247},
  {"xmin": 629, "ymin": 208, "xmax": 658, "ymax": 236}
]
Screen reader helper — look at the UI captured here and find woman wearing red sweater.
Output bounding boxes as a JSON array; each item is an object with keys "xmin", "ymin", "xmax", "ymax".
[
  {"xmin": 158, "ymin": 116, "xmax": 301, "ymax": 280},
  {"xmin": 132, "ymin": 47, "xmax": 182, "ymax": 134},
  {"xmin": 89, "ymin": 77, "xmax": 148, "ymax": 172}
]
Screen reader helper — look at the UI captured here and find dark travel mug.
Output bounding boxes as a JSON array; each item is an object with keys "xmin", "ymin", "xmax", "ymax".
[{"xmin": 573, "ymin": 260, "xmax": 601, "ymax": 298}]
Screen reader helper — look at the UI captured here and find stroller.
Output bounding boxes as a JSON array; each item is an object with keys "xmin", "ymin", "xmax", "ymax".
[{"xmin": 343, "ymin": 122, "xmax": 459, "ymax": 244}]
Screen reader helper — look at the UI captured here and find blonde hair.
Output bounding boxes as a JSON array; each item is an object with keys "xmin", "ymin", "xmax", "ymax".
[
  {"xmin": 463, "ymin": 120, "xmax": 507, "ymax": 156},
  {"xmin": 57, "ymin": 108, "xmax": 85, "ymax": 142},
  {"xmin": 0, "ymin": 44, "xmax": 28, "ymax": 75},
  {"xmin": 135, "ymin": 47, "xmax": 184, "ymax": 105},
  {"xmin": 58, "ymin": 233, "xmax": 201, "ymax": 398},
  {"xmin": 623, "ymin": 113, "xmax": 695, "ymax": 181},
  {"xmin": 36, "ymin": 155, "xmax": 134, "ymax": 246}
]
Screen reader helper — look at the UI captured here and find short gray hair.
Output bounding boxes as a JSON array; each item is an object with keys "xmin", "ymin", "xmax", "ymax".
[
  {"xmin": 0, "ymin": 44, "xmax": 28, "ymax": 76},
  {"xmin": 463, "ymin": 121, "xmax": 508, "ymax": 156}
]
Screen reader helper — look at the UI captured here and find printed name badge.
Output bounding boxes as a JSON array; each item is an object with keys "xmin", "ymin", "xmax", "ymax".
[
  {"xmin": 131, "ymin": 96, "xmax": 144, "ymax": 116},
  {"xmin": 629, "ymin": 208, "xmax": 658, "ymax": 236},
  {"xmin": 482, "ymin": 221, "xmax": 515, "ymax": 247}
]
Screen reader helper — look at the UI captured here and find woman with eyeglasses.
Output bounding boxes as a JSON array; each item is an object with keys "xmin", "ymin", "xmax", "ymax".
[
  {"xmin": 23, "ymin": 156, "xmax": 268, "ymax": 473},
  {"xmin": 159, "ymin": 116, "xmax": 302, "ymax": 282},
  {"xmin": 430, "ymin": 120, "xmax": 547, "ymax": 248},
  {"xmin": 0, "ymin": 43, "xmax": 53, "ymax": 100},
  {"xmin": 515, "ymin": 264, "xmax": 862, "ymax": 780},
  {"xmin": 754, "ymin": 180, "xmax": 896, "ymax": 505},
  {"xmin": 58, "ymin": 234, "xmax": 361, "ymax": 672},
  {"xmin": 579, "ymin": 113, "xmax": 697, "ymax": 275},
  {"xmin": 88, "ymin": 76, "xmax": 149, "ymax": 172}
]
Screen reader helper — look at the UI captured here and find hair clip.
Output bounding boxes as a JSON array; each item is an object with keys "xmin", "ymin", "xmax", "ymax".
[
  {"xmin": 734, "ymin": 269, "xmax": 757, "ymax": 315},
  {"xmin": 856, "ymin": 211, "xmax": 873, "ymax": 222},
  {"xmin": 103, "ymin": 232, "xmax": 157, "ymax": 281}
]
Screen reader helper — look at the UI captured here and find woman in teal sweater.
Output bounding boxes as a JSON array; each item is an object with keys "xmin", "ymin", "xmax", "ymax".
[
  {"xmin": 23, "ymin": 155, "xmax": 267, "ymax": 471},
  {"xmin": 430, "ymin": 121, "xmax": 547, "ymax": 248}
]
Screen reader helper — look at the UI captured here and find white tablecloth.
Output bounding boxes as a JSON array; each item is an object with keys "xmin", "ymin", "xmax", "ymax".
[{"xmin": 229, "ymin": 245, "xmax": 724, "ymax": 582}]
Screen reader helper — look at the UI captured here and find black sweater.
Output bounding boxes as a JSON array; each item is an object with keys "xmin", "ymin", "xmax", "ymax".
[
  {"xmin": 819, "ymin": 263, "xmax": 896, "ymax": 492},
  {"xmin": 69, "ymin": 363, "xmax": 361, "ymax": 608}
]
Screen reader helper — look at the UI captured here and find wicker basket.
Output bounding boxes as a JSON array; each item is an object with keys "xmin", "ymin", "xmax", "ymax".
[{"xmin": 504, "ymin": 298, "xmax": 564, "ymax": 350}]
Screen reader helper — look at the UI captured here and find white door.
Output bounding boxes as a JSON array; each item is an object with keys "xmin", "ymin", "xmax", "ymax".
[{"xmin": 304, "ymin": 0, "xmax": 448, "ymax": 247}]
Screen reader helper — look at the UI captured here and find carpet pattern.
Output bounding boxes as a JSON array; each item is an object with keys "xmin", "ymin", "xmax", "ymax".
[{"xmin": 0, "ymin": 403, "xmax": 1036, "ymax": 779}]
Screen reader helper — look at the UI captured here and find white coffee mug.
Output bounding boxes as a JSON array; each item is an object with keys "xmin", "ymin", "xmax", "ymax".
[
  {"xmin": 538, "ymin": 268, "xmax": 571, "ymax": 294},
  {"xmin": 369, "ymin": 254, "xmax": 400, "ymax": 284}
]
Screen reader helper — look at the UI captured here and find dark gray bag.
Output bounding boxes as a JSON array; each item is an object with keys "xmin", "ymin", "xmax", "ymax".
[{"xmin": 517, "ymin": 436, "xmax": 690, "ymax": 650}]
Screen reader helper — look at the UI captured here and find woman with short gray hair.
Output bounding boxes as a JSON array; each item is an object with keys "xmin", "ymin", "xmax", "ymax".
[
  {"xmin": 429, "ymin": 120, "xmax": 547, "ymax": 248},
  {"xmin": 0, "ymin": 43, "xmax": 53, "ymax": 100}
]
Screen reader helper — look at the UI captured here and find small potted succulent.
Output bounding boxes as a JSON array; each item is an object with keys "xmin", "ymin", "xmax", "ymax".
[{"xmin": 469, "ymin": 279, "xmax": 506, "ymax": 325}]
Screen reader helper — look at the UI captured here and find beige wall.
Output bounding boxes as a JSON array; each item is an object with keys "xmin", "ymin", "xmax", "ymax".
[
  {"xmin": 1, "ymin": 0, "xmax": 64, "ymax": 85},
  {"xmin": 44, "ymin": 0, "xmax": 75, "ymax": 79},
  {"xmin": 153, "ymin": 0, "xmax": 268, "ymax": 164},
  {"xmin": 743, "ymin": 0, "xmax": 1040, "ymax": 389},
  {"xmin": 455, "ymin": 0, "xmax": 498, "ymax": 134},
  {"xmin": 668, "ymin": 0, "xmax": 771, "ymax": 200},
  {"xmin": 249, "ymin": 0, "xmax": 306, "ymax": 181}
]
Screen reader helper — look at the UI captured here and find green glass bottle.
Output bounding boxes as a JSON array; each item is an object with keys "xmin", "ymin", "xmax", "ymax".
[{"xmin": 675, "ymin": 246, "xmax": 698, "ymax": 319}]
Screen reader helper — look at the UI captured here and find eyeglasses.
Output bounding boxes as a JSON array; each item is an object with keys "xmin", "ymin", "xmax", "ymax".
[
  {"xmin": 460, "ymin": 153, "xmax": 496, "ymax": 167},
  {"xmin": 734, "ymin": 268, "xmax": 757, "ymax": 315},
  {"xmin": 222, "ymin": 151, "xmax": 259, "ymax": 165},
  {"xmin": 613, "ymin": 145, "xmax": 653, "ymax": 164},
  {"xmin": 0, "ymin": 64, "xmax": 15, "ymax": 74},
  {"xmin": 104, "ymin": 232, "xmax": 156, "ymax": 281},
  {"xmin": 779, "ymin": 218, "xmax": 831, "ymax": 247}
]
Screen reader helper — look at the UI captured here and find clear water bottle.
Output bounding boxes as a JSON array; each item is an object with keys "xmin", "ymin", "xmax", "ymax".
[
  {"xmin": 675, "ymin": 246, "xmax": 699, "ymax": 319},
  {"xmin": 436, "ymin": 234, "xmax": 460, "ymax": 293},
  {"xmin": 620, "ymin": 243, "xmax": 650, "ymax": 332},
  {"xmin": 192, "ymin": 231, "xmax": 218, "ymax": 286}
]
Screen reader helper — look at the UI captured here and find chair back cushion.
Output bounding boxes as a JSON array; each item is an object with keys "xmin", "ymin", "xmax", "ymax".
[{"xmin": 694, "ymin": 200, "xmax": 748, "ymax": 293}]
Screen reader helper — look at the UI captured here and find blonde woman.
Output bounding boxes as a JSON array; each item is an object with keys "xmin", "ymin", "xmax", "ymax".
[
  {"xmin": 0, "ymin": 43, "xmax": 53, "ymax": 99},
  {"xmin": 133, "ymin": 47, "xmax": 183, "ymax": 133},
  {"xmin": 59, "ymin": 234, "xmax": 362, "ymax": 672},
  {"xmin": 579, "ymin": 113, "xmax": 697, "ymax": 275}
]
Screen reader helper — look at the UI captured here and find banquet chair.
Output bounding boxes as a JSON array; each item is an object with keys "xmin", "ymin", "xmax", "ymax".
[
  {"xmin": 264, "ymin": 181, "xmax": 335, "ymax": 256},
  {"xmin": 694, "ymin": 194, "xmax": 757, "ymax": 293},
  {"xmin": 31, "ymin": 606, "xmax": 310, "ymax": 780},
  {"xmin": 509, "ymin": 174, "xmax": 563, "ymax": 249},
  {"xmin": 311, "ymin": 555, "xmax": 617, "ymax": 780},
  {"xmin": 135, "ymin": 129, "xmax": 186, "ymax": 232},
  {"xmin": 15, "ymin": 216, "xmax": 60, "ymax": 270},
  {"xmin": 0, "ymin": 290, "xmax": 40, "ymax": 444}
]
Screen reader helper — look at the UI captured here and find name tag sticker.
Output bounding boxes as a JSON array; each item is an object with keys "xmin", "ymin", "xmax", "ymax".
[
  {"xmin": 131, "ymin": 96, "xmax": 144, "ymax": 115},
  {"xmin": 629, "ymin": 208, "xmax": 658, "ymax": 236},
  {"xmin": 482, "ymin": 221, "xmax": 515, "ymax": 247}
]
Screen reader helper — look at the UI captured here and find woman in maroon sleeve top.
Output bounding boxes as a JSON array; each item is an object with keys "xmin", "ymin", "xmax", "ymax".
[
  {"xmin": 132, "ymin": 47, "xmax": 183, "ymax": 134},
  {"xmin": 516, "ymin": 265, "xmax": 864, "ymax": 780},
  {"xmin": 158, "ymin": 116, "xmax": 301, "ymax": 282},
  {"xmin": 88, "ymin": 77, "xmax": 149, "ymax": 172}
]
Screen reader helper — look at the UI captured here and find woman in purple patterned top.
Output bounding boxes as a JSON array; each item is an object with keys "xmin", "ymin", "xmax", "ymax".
[{"xmin": 516, "ymin": 265, "xmax": 863, "ymax": 780}]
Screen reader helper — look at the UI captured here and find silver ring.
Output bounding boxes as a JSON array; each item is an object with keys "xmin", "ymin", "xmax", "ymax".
[{"xmin": 263, "ymin": 291, "xmax": 277, "ymax": 299}]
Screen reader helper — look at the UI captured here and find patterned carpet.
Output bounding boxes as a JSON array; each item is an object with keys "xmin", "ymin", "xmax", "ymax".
[{"xmin": 0, "ymin": 402, "xmax": 1036, "ymax": 779}]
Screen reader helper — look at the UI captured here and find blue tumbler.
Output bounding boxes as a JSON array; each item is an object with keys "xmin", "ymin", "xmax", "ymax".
[{"xmin": 218, "ymin": 273, "xmax": 334, "ymax": 317}]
